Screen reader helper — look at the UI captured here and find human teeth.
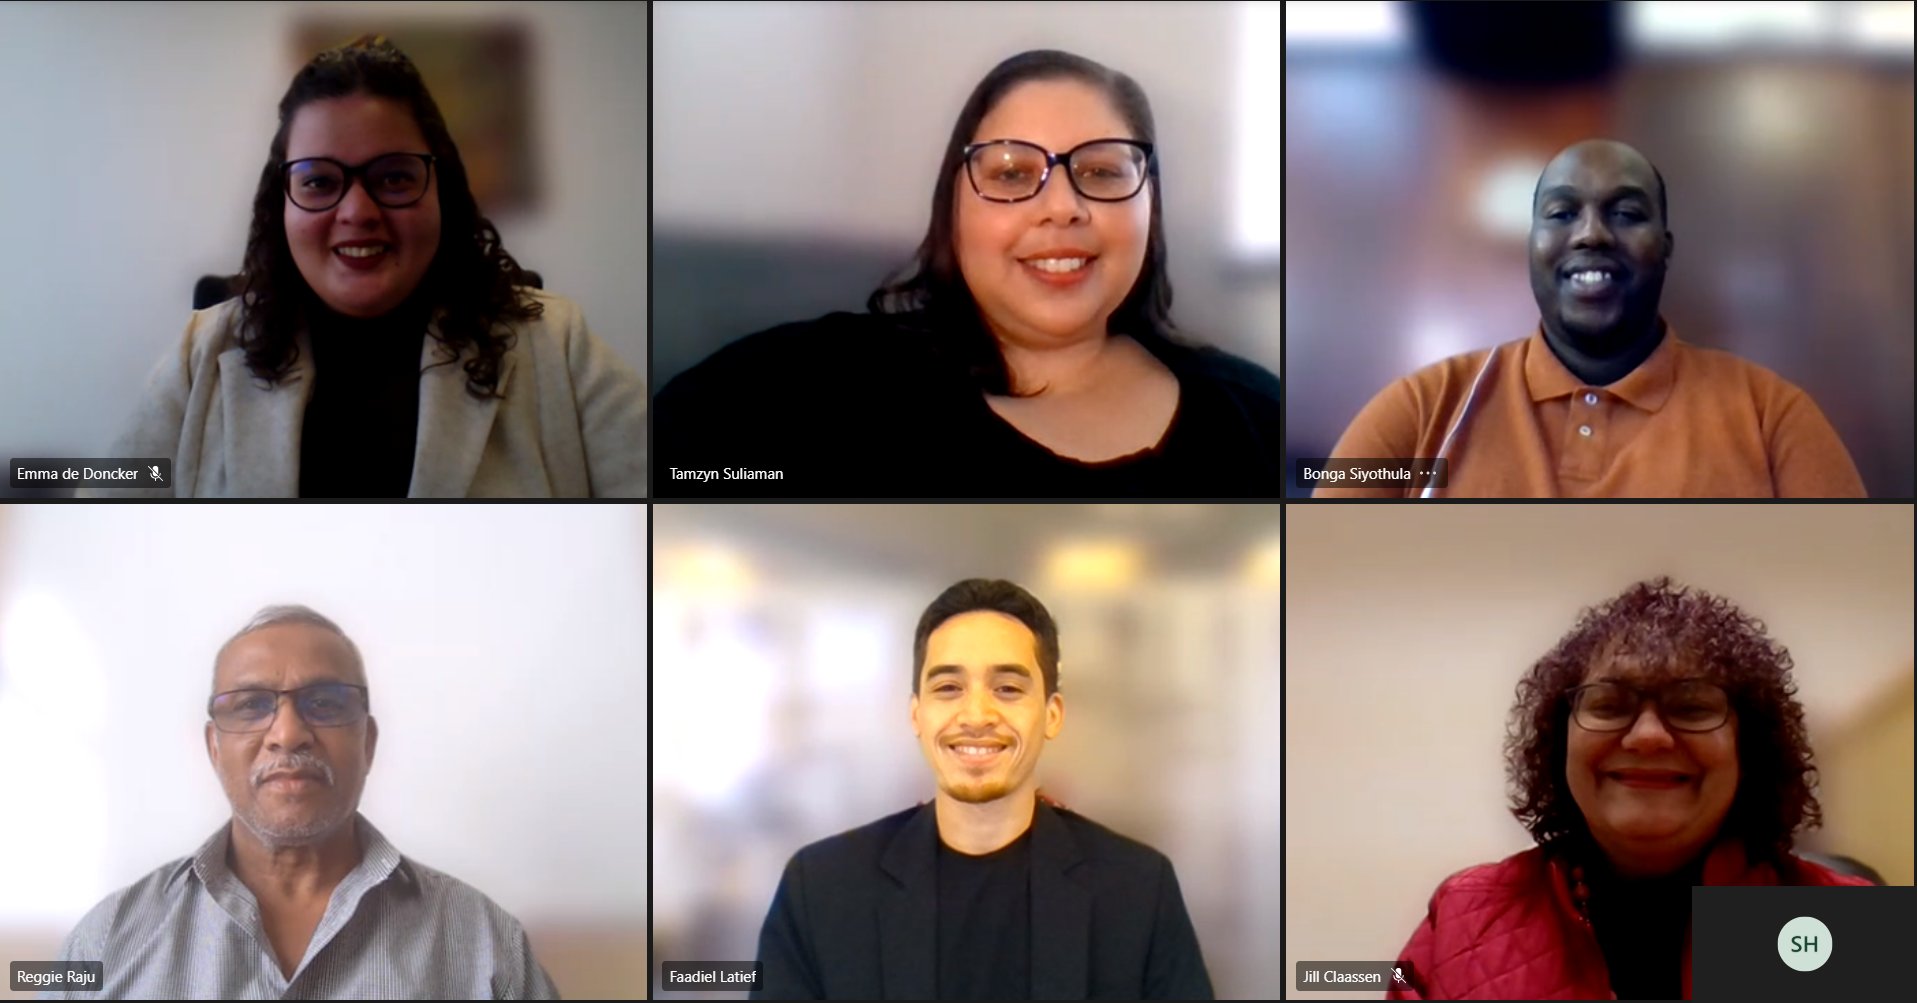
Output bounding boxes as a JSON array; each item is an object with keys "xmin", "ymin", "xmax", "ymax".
[
  {"xmin": 954, "ymin": 745, "xmax": 1001, "ymax": 755},
  {"xmin": 1027, "ymin": 258, "xmax": 1087, "ymax": 273},
  {"xmin": 336, "ymin": 245, "xmax": 388, "ymax": 258},
  {"xmin": 1570, "ymin": 270, "xmax": 1611, "ymax": 285}
]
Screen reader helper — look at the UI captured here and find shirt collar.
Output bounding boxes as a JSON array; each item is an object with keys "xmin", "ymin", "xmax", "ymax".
[
  {"xmin": 177, "ymin": 813, "xmax": 409, "ymax": 895},
  {"xmin": 1524, "ymin": 321, "xmax": 1680, "ymax": 413}
]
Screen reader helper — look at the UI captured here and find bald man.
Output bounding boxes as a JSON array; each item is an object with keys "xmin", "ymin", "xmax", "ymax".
[
  {"xmin": 44, "ymin": 606, "xmax": 558, "ymax": 999},
  {"xmin": 1320, "ymin": 139, "xmax": 1864, "ymax": 498}
]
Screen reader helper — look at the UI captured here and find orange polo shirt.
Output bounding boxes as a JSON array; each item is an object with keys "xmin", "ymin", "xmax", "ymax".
[{"xmin": 1318, "ymin": 324, "xmax": 1866, "ymax": 498}]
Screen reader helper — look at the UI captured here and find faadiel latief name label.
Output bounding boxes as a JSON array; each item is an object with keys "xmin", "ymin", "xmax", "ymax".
[{"xmin": 660, "ymin": 962, "xmax": 761, "ymax": 989}]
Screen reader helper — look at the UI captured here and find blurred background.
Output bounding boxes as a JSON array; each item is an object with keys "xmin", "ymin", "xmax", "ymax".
[
  {"xmin": 1284, "ymin": 0, "xmax": 1916, "ymax": 497},
  {"xmin": 0, "ymin": 1, "xmax": 646, "ymax": 490},
  {"xmin": 651, "ymin": 503, "xmax": 1282, "ymax": 999},
  {"xmin": 0, "ymin": 504, "xmax": 647, "ymax": 999},
  {"xmin": 652, "ymin": 0, "xmax": 1284, "ymax": 394},
  {"xmin": 1285, "ymin": 504, "xmax": 1915, "ymax": 1000}
]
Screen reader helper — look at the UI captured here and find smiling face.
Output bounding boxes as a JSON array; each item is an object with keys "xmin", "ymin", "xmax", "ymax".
[
  {"xmin": 206, "ymin": 623, "xmax": 377, "ymax": 849},
  {"xmin": 953, "ymin": 78, "xmax": 1151, "ymax": 352},
  {"xmin": 911, "ymin": 610, "xmax": 1063, "ymax": 806},
  {"xmin": 1528, "ymin": 141, "xmax": 1672, "ymax": 351},
  {"xmin": 1565, "ymin": 664, "xmax": 1738, "ymax": 876},
  {"xmin": 283, "ymin": 93, "xmax": 441, "ymax": 318}
]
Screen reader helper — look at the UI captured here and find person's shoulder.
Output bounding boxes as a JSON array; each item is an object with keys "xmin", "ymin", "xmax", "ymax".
[
  {"xmin": 1177, "ymin": 343, "xmax": 1281, "ymax": 404},
  {"xmin": 103, "ymin": 853, "xmax": 199, "ymax": 907},
  {"xmin": 1427, "ymin": 846, "xmax": 1552, "ymax": 908},
  {"xmin": 1402, "ymin": 339, "xmax": 1515, "ymax": 391},
  {"xmin": 174, "ymin": 297, "xmax": 247, "ymax": 364},
  {"xmin": 64, "ymin": 853, "xmax": 199, "ymax": 946},
  {"xmin": 1671, "ymin": 336, "xmax": 1812, "ymax": 398},
  {"xmin": 1784, "ymin": 853, "xmax": 1878, "ymax": 888},
  {"xmin": 1045, "ymin": 803, "xmax": 1177, "ymax": 873},
  {"xmin": 505, "ymin": 288, "xmax": 642, "ymax": 381},
  {"xmin": 393, "ymin": 854, "xmax": 537, "ymax": 933},
  {"xmin": 502, "ymin": 287, "xmax": 591, "ymax": 349},
  {"xmin": 516, "ymin": 285, "xmax": 579, "ymax": 320},
  {"xmin": 1331, "ymin": 340, "xmax": 1515, "ymax": 446}
]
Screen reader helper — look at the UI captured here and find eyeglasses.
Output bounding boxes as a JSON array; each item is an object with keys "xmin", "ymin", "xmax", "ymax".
[
  {"xmin": 284, "ymin": 153, "xmax": 436, "ymax": 212},
  {"xmin": 208, "ymin": 683, "xmax": 371, "ymax": 733},
  {"xmin": 962, "ymin": 138, "xmax": 1154, "ymax": 203},
  {"xmin": 1567, "ymin": 679, "xmax": 1731, "ymax": 734}
]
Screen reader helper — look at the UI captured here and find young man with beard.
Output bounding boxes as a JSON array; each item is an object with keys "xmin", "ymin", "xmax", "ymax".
[
  {"xmin": 752, "ymin": 579, "xmax": 1213, "ymax": 1000},
  {"xmin": 1318, "ymin": 139, "xmax": 1864, "ymax": 498}
]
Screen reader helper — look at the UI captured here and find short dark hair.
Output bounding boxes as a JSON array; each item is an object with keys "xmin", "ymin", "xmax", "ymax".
[
  {"xmin": 868, "ymin": 49, "xmax": 1179, "ymax": 397},
  {"xmin": 911, "ymin": 579, "xmax": 1061, "ymax": 696},
  {"xmin": 1506, "ymin": 577, "xmax": 1821, "ymax": 869}
]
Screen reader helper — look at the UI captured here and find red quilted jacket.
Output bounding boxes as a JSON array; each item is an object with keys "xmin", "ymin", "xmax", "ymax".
[{"xmin": 1388, "ymin": 842, "xmax": 1870, "ymax": 1000}]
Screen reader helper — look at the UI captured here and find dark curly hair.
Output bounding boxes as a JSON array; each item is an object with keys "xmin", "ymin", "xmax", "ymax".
[
  {"xmin": 237, "ymin": 35, "xmax": 540, "ymax": 399},
  {"xmin": 867, "ymin": 49, "xmax": 1178, "ymax": 398},
  {"xmin": 1506, "ymin": 577, "xmax": 1822, "ymax": 869}
]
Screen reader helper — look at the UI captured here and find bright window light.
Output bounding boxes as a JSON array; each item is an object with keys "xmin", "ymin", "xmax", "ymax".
[
  {"xmin": 1844, "ymin": 1, "xmax": 1917, "ymax": 54},
  {"xmin": 1629, "ymin": 0, "xmax": 1913, "ymax": 55},
  {"xmin": 1630, "ymin": 1, "xmax": 1825, "ymax": 48},
  {"xmin": 1284, "ymin": 1, "xmax": 1408, "ymax": 47}
]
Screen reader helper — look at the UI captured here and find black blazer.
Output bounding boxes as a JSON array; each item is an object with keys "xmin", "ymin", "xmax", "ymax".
[{"xmin": 752, "ymin": 802, "xmax": 1214, "ymax": 1000}]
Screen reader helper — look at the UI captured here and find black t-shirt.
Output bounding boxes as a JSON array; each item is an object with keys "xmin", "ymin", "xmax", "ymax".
[
  {"xmin": 653, "ymin": 312, "xmax": 1284, "ymax": 498},
  {"xmin": 936, "ymin": 830, "xmax": 1032, "ymax": 1002},
  {"xmin": 298, "ymin": 304, "xmax": 430, "ymax": 498},
  {"xmin": 1588, "ymin": 855, "xmax": 1703, "ymax": 1000}
]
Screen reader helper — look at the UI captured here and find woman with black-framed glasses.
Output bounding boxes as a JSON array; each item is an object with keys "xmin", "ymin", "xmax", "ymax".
[
  {"xmin": 1388, "ymin": 578, "xmax": 1872, "ymax": 1000},
  {"xmin": 96, "ymin": 36, "xmax": 645, "ymax": 498},
  {"xmin": 653, "ymin": 49, "xmax": 1281, "ymax": 498}
]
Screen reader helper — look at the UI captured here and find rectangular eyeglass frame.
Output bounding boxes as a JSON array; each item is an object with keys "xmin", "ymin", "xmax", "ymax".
[{"xmin": 961, "ymin": 138, "xmax": 1156, "ymax": 203}]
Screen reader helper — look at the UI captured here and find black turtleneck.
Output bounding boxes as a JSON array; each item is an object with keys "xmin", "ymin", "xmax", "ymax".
[
  {"xmin": 299, "ymin": 299, "xmax": 432, "ymax": 498},
  {"xmin": 1587, "ymin": 852, "xmax": 1705, "ymax": 1000}
]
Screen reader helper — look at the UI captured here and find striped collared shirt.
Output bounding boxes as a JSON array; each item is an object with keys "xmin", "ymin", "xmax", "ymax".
[{"xmin": 44, "ymin": 814, "xmax": 558, "ymax": 1000}]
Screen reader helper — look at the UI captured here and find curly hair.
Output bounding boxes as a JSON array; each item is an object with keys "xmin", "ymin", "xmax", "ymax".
[
  {"xmin": 237, "ymin": 36, "xmax": 540, "ymax": 399},
  {"xmin": 1505, "ymin": 577, "xmax": 1822, "ymax": 868}
]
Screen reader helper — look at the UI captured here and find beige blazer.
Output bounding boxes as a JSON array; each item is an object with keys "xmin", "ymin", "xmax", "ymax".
[{"xmin": 94, "ymin": 288, "xmax": 647, "ymax": 497}]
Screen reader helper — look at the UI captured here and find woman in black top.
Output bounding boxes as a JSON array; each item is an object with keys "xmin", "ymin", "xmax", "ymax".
[{"xmin": 654, "ymin": 49, "xmax": 1281, "ymax": 498}]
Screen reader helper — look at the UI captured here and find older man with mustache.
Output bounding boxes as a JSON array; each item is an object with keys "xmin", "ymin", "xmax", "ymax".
[{"xmin": 44, "ymin": 606, "xmax": 557, "ymax": 999}]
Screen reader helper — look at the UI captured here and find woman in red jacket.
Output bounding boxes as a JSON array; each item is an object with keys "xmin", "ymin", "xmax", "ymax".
[{"xmin": 1391, "ymin": 578, "xmax": 1871, "ymax": 1000}]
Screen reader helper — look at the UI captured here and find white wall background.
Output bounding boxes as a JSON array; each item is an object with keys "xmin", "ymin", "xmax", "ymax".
[
  {"xmin": 0, "ymin": 504, "xmax": 648, "ymax": 934},
  {"xmin": 652, "ymin": 0, "xmax": 1256, "ymax": 360},
  {"xmin": 0, "ymin": 1, "xmax": 647, "ymax": 460},
  {"xmin": 1284, "ymin": 504, "xmax": 1914, "ymax": 1000}
]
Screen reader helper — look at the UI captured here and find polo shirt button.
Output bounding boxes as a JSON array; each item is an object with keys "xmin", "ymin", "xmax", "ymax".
[
  {"xmin": 1579, "ymin": 425, "xmax": 1593, "ymax": 437},
  {"xmin": 1583, "ymin": 392, "xmax": 1598, "ymax": 405}
]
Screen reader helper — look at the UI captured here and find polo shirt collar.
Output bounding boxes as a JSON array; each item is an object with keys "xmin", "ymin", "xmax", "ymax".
[{"xmin": 1524, "ymin": 321, "xmax": 1680, "ymax": 413}]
